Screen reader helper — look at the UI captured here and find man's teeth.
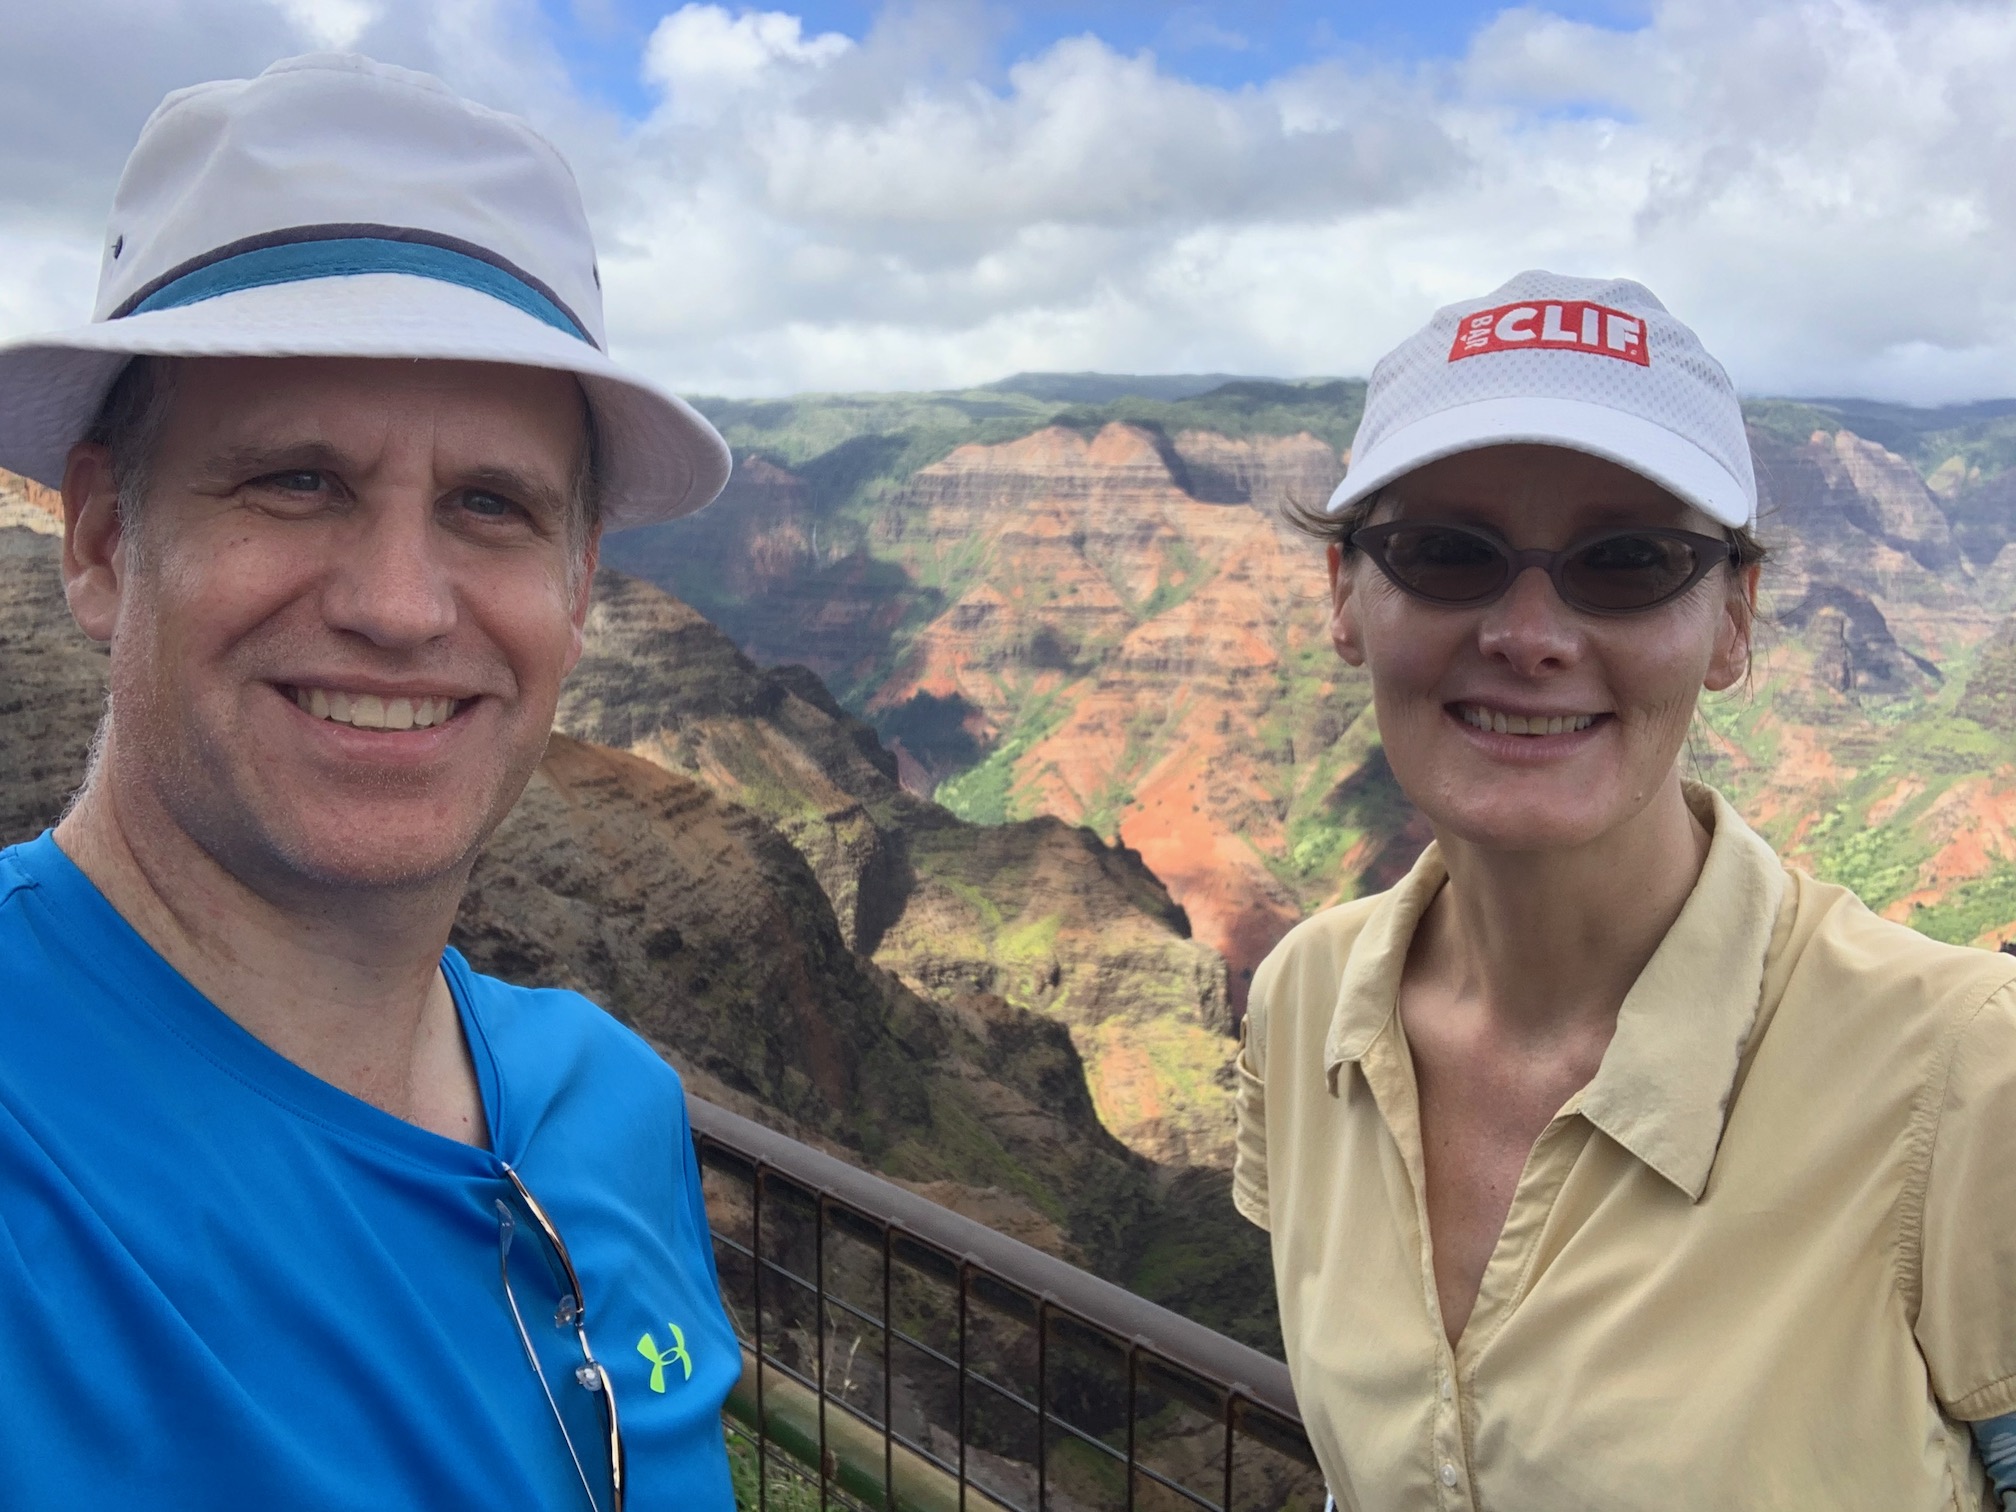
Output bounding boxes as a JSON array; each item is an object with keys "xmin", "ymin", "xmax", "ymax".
[
  {"xmin": 1459, "ymin": 705, "xmax": 1595, "ymax": 736},
  {"xmin": 293, "ymin": 688, "xmax": 460, "ymax": 729}
]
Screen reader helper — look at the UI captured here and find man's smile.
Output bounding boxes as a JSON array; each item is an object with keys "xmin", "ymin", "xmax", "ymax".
[{"xmin": 283, "ymin": 685, "xmax": 470, "ymax": 731}]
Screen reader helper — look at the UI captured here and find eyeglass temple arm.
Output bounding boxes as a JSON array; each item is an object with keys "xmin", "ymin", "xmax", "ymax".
[{"xmin": 497, "ymin": 1197, "xmax": 609, "ymax": 1512}]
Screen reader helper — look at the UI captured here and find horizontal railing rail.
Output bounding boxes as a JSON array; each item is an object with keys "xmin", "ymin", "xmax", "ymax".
[{"xmin": 689, "ymin": 1095, "xmax": 1323, "ymax": 1512}]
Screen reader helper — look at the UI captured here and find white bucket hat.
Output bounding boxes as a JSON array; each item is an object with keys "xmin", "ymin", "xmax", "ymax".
[
  {"xmin": 1329, "ymin": 270, "xmax": 1757, "ymax": 529},
  {"xmin": 0, "ymin": 52, "xmax": 729, "ymax": 530}
]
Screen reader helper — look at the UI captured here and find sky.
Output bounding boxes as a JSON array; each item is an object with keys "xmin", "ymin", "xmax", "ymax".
[{"xmin": 1, "ymin": 0, "xmax": 2013, "ymax": 403}]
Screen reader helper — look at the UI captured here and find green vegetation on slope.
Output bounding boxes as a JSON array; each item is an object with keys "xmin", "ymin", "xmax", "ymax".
[
  {"xmin": 1048, "ymin": 378, "xmax": 1366, "ymax": 455},
  {"xmin": 1742, "ymin": 396, "xmax": 2016, "ymax": 488},
  {"xmin": 1909, "ymin": 864, "xmax": 2016, "ymax": 946},
  {"xmin": 935, "ymin": 692, "xmax": 1071, "ymax": 825}
]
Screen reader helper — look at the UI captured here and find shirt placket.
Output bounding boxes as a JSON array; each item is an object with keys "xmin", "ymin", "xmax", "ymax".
[
  {"xmin": 1357, "ymin": 1024, "xmax": 1592, "ymax": 1512},
  {"xmin": 1355, "ymin": 1023, "xmax": 1476, "ymax": 1511}
]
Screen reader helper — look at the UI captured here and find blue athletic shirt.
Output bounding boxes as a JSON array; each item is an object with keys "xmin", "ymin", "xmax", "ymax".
[{"xmin": 0, "ymin": 832, "xmax": 739, "ymax": 1510}]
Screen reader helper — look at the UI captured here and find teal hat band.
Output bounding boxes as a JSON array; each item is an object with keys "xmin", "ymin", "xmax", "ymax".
[{"xmin": 113, "ymin": 224, "xmax": 595, "ymax": 346}]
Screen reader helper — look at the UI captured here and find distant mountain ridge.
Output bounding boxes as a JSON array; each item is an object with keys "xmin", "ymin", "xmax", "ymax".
[{"xmin": 981, "ymin": 372, "xmax": 1276, "ymax": 404}]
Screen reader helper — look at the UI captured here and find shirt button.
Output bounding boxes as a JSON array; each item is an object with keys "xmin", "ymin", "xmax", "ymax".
[
  {"xmin": 1440, "ymin": 1462, "xmax": 1459, "ymax": 1487},
  {"xmin": 1440, "ymin": 1376, "xmax": 1453, "ymax": 1400}
]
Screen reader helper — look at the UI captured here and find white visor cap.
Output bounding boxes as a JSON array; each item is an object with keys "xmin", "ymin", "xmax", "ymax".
[
  {"xmin": 0, "ymin": 53, "xmax": 729, "ymax": 531},
  {"xmin": 1328, "ymin": 271, "xmax": 1756, "ymax": 529}
]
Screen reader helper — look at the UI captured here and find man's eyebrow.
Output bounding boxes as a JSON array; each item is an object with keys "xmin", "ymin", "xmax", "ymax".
[{"xmin": 195, "ymin": 440, "xmax": 355, "ymax": 484}]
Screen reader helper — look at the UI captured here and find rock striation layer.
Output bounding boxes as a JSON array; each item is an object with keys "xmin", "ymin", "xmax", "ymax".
[
  {"xmin": 559, "ymin": 568, "xmax": 1240, "ymax": 1171},
  {"xmin": 616, "ymin": 420, "xmax": 1371, "ymax": 1006},
  {"xmin": 612, "ymin": 396, "xmax": 2016, "ymax": 980},
  {"xmin": 456, "ymin": 732, "xmax": 1159, "ymax": 1271},
  {"xmin": 0, "ymin": 525, "xmax": 107, "ymax": 841}
]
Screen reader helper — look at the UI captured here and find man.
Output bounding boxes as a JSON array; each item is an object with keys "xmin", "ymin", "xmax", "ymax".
[{"xmin": 0, "ymin": 54, "xmax": 739, "ymax": 1509}]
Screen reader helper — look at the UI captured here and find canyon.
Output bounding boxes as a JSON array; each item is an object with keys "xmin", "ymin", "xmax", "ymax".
[
  {"xmin": 8, "ymin": 377, "xmax": 2016, "ymax": 1364},
  {"xmin": 611, "ymin": 381, "xmax": 2016, "ymax": 971}
]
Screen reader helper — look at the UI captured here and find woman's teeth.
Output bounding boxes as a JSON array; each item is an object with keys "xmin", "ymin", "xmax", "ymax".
[
  {"xmin": 1459, "ymin": 705, "xmax": 1595, "ymax": 736},
  {"xmin": 292, "ymin": 687, "xmax": 461, "ymax": 730}
]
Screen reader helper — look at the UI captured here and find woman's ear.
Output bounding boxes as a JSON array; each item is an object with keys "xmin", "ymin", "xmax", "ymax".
[
  {"xmin": 1328, "ymin": 542, "xmax": 1366, "ymax": 667},
  {"xmin": 1702, "ymin": 561, "xmax": 1760, "ymax": 692}
]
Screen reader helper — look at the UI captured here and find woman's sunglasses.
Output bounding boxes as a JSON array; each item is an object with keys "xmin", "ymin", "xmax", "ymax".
[{"xmin": 1348, "ymin": 520, "xmax": 1739, "ymax": 616}]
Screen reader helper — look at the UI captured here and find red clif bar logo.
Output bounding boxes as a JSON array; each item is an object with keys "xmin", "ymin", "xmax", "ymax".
[{"xmin": 1448, "ymin": 301, "xmax": 1650, "ymax": 366}]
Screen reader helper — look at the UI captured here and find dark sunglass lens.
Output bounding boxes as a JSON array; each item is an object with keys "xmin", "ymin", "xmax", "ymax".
[
  {"xmin": 1562, "ymin": 533, "xmax": 1698, "ymax": 610},
  {"xmin": 1379, "ymin": 526, "xmax": 1507, "ymax": 603}
]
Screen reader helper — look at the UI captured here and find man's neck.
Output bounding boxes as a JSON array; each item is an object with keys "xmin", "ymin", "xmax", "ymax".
[{"xmin": 53, "ymin": 779, "xmax": 490, "ymax": 1147}]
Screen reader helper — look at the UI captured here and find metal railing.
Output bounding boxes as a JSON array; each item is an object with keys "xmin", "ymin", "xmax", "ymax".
[{"xmin": 689, "ymin": 1096, "xmax": 1324, "ymax": 1512}]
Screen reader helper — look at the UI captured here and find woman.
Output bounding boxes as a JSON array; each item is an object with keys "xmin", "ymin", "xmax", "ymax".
[{"xmin": 1233, "ymin": 271, "xmax": 2016, "ymax": 1511}]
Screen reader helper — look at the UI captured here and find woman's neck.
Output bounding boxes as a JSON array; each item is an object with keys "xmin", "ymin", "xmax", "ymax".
[{"xmin": 1413, "ymin": 773, "xmax": 1712, "ymax": 1043}]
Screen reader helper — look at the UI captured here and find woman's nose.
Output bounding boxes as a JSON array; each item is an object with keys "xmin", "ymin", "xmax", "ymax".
[{"xmin": 1477, "ymin": 564, "xmax": 1579, "ymax": 673}]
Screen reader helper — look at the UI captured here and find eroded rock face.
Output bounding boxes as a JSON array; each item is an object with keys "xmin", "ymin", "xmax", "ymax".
[
  {"xmin": 1958, "ymin": 613, "xmax": 2016, "ymax": 731},
  {"xmin": 606, "ymin": 455, "xmax": 913, "ymax": 687},
  {"xmin": 1778, "ymin": 585, "xmax": 1942, "ymax": 695},
  {"xmin": 845, "ymin": 423, "xmax": 1374, "ymax": 1004},
  {"xmin": 606, "ymin": 422, "xmax": 1425, "ymax": 1011},
  {"xmin": 457, "ymin": 734, "xmax": 1161, "ymax": 1274},
  {"xmin": 1166, "ymin": 428, "xmax": 1343, "ymax": 508},
  {"xmin": 557, "ymin": 568, "xmax": 1242, "ymax": 1170},
  {"xmin": 0, "ymin": 471, "xmax": 62, "ymax": 536},
  {"xmin": 0, "ymin": 528, "xmax": 106, "ymax": 845},
  {"xmin": 1751, "ymin": 429, "xmax": 1980, "ymax": 651}
]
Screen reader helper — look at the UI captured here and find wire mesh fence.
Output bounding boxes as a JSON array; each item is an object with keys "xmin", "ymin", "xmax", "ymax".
[{"xmin": 690, "ymin": 1098, "xmax": 1325, "ymax": 1512}]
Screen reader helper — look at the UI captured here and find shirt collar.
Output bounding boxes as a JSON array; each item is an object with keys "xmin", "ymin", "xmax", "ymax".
[{"xmin": 1322, "ymin": 783, "xmax": 1786, "ymax": 1202}]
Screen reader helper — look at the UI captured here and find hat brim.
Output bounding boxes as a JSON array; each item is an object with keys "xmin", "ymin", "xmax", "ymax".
[
  {"xmin": 1325, "ymin": 395, "xmax": 1754, "ymax": 529},
  {"xmin": 0, "ymin": 273, "xmax": 730, "ymax": 532}
]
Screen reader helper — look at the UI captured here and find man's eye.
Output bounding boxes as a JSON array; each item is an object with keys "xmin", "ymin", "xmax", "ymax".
[
  {"xmin": 459, "ymin": 491, "xmax": 524, "ymax": 521},
  {"xmin": 257, "ymin": 470, "xmax": 327, "ymax": 494}
]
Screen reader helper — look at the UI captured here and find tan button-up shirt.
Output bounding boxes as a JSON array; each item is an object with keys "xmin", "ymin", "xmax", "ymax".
[{"xmin": 1235, "ymin": 786, "xmax": 2016, "ymax": 1511}]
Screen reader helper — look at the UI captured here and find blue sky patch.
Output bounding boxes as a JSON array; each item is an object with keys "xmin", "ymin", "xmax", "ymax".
[{"xmin": 541, "ymin": 0, "xmax": 1652, "ymax": 115}]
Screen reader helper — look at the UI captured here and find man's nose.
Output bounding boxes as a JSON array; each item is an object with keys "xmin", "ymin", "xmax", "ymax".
[
  {"xmin": 321, "ymin": 497, "xmax": 458, "ymax": 648},
  {"xmin": 1477, "ymin": 564, "xmax": 1579, "ymax": 673}
]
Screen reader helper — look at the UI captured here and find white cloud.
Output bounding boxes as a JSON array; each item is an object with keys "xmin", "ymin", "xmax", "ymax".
[
  {"xmin": 594, "ymin": 0, "xmax": 2016, "ymax": 401},
  {"xmin": 644, "ymin": 4, "xmax": 852, "ymax": 121},
  {"xmin": 3, "ymin": 0, "xmax": 2015, "ymax": 403},
  {"xmin": 267, "ymin": 0, "xmax": 382, "ymax": 50}
]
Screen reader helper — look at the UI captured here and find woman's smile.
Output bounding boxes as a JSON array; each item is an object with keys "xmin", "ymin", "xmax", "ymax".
[{"xmin": 1451, "ymin": 703, "xmax": 1601, "ymax": 737}]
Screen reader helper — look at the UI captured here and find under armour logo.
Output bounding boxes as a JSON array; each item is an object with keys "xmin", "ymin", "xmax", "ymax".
[{"xmin": 637, "ymin": 1323, "xmax": 693, "ymax": 1392}]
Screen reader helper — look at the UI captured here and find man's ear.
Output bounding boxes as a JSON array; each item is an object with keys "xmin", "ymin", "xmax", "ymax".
[
  {"xmin": 562, "ymin": 527, "xmax": 601, "ymax": 674},
  {"xmin": 62, "ymin": 442, "xmax": 129, "ymax": 644},
  {"xmin": 1328, "ymin": 542, "xmax": 1366, "ymax": 667},
  {"xmin": 1702, "ymin": 561, "xmax": 1760, "ymax": 693}
]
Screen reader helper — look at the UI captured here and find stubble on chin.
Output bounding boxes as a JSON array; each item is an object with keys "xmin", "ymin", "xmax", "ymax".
[{"xmin": 103, "ymin": 667, "xmax": 544, "ymax": 908}]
